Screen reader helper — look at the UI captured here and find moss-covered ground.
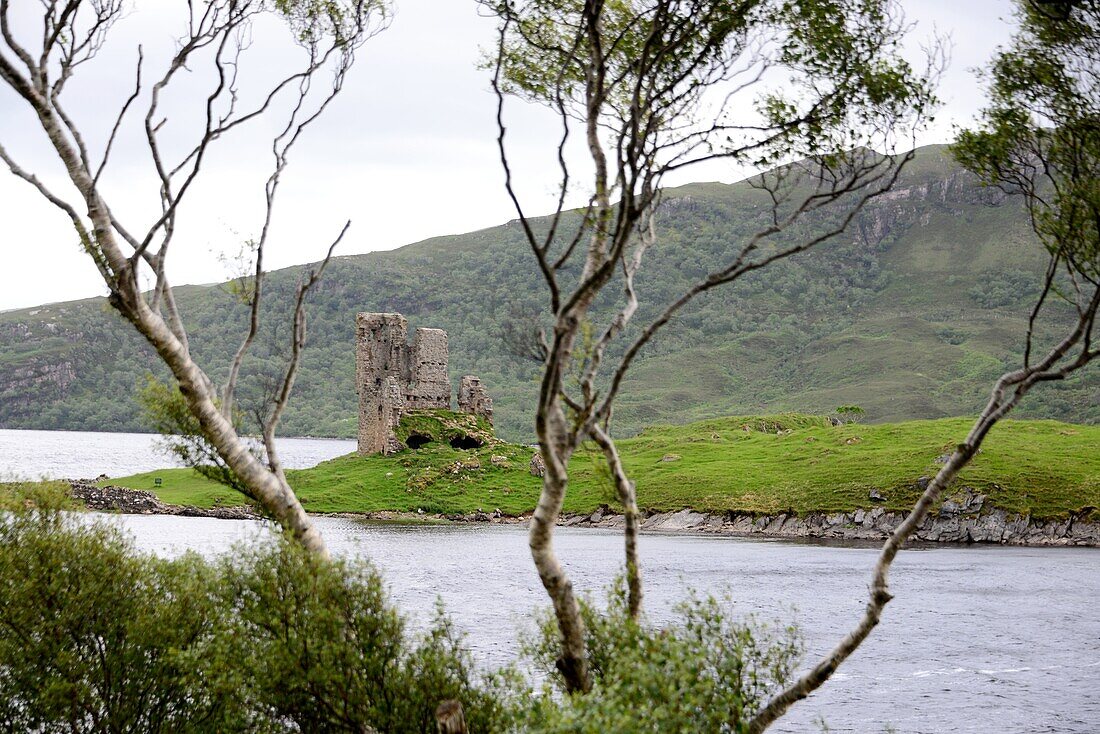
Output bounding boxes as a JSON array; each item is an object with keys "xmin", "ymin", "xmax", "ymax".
[{"xmin": 100, "ymin": 413, "xmax": 1100, "ymax": 521}]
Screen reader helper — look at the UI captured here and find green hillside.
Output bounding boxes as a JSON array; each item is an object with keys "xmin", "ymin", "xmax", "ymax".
[
  {"xmin": 104, "ymin": 414, "xmax": 1100, "ymax": 521},
  {"xmin": 0, "ymin": 145, "xmax": 1093, "ymax": 442}
]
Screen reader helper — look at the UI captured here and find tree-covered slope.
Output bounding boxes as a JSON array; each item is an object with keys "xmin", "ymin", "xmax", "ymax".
[{"xmin": 1, "ymin": 145, "xmax": 1093, "ymax": 441}]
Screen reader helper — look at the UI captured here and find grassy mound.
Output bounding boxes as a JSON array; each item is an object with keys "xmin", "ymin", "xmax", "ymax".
[
  {"xmin": 392, "ymin": 410, "xmax": 496, "ymax": 451},
  {"xmin": 103, "ymin": 414, "xmax": 1100, "ymax": 520}
]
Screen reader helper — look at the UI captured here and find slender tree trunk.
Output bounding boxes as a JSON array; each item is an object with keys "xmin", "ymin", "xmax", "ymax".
[
  {"xmin": 124, "ymin": 280, "xmax": 329, "ymax": 556},
  {"xmin": 748, "ymin": 300, "xmax": 1100, "ymax": 730},
  {"xmin": 590, "ymin": 424, "xmax": 642, "ymax": 618},
  {"xmin": 745, "ymin": 444, "xmax": 974, "ymax": 733},
  {"xmin": 531, "ymin": 397, "xmax": 591, "ymax": 693},
  {"xmin": 28, "ymin": 77, "xmax": 328, "ymax": 557}
]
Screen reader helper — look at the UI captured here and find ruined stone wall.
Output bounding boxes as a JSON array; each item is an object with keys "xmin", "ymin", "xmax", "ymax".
[
  {"xmin": 356, "ymin": 313, "xmax": 409, "ymax": 385},
  {"xmin": 457, "ymin": 375, "xmax": 493, "ymax": 425},
  {"xmin": 406, "ymin": 328, "xmax": 450, "ymax": 410},
  {"xmin": 357, "ymin": 313, "xmax": 415, "ymax": 455},
  {"xmin": 357, "ymin": 312, "xmax": 491, "ymax": 455}
]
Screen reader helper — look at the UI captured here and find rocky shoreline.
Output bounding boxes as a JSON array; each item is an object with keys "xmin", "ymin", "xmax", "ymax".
[
  {"xmin": 68, "ymin": 480, "xmax": 260, "ymax": 520},
  {"xmin": 68, "ymin": 481, "xmax": 1099, "ymax": 547},
  {"xmin": 555, "ymin": 503, "xmax": 1100, "ymax": 547}
]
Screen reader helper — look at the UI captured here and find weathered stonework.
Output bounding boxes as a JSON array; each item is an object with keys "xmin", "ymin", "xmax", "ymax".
[
  {"xmin": 356, "ymin": 313, "xmax": 493, "ymax": 455},
  {"xmin": 457, "ymin": 375, "xmax": 493, "ymax": 425}
]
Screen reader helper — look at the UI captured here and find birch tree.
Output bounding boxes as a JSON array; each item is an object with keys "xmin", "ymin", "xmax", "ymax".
[
  {"xmin": 750, "ymin": 1, "xmax": 1100, "ymax": 728},
  {"xmin": 0, "ymin": 0, "xmax": 388, "ymax": 556},
  {"xmin": 484, "ymin": 0, "xmax": 938, "ymax": 695}
]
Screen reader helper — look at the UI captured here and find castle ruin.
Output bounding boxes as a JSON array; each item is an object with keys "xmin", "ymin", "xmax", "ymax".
[
  {"xmin": 356, "ymin": 313, "xmax": 493, "ymax": 455},
  {"xmin": 457, "ymin": 375, "xmax": 493, "ymax": 425}
]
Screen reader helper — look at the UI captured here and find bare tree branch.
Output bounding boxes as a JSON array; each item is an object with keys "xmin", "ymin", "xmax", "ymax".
[
  {"xmin": 0, "ymin": 0, "xmax": 390, "ymax": 556},
  {"xmin": 749, "ymin": 283, "xmax": 1100, "ymax": 732},
  {"xmin": 261, "ymin": 221, "xmax": 350, "ymax": 478},
  {"xmin": 754, "ymin": 4, "xmax": 1100, "ymax": 724},
  {"xmin": 485, "ymin": 0, "xmax": 938, "ymax": 695}
]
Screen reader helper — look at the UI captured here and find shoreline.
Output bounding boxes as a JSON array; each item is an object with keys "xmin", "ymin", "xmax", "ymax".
[{"xmin": 69, "ymin": 480, "xmax": 1100, "ymax": 548}]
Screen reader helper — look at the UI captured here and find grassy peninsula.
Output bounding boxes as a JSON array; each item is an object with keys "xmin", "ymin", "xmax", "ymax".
[{"xmin": 104, "ymin": 414, "xmax": 1100, "ymax": 521}]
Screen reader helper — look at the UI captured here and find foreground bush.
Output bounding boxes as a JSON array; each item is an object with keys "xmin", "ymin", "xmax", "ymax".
[
  {"xmin": 0, "ymin": 485, "xmax": 233, "ymax": 732},
  {"xmin": 220, "ymin": 540, "xmax": 506, "ymax": 733},
  {"xmin": 517, "ymin": 580, "xmax": 803, "ymax": 734},
  {"xmin": 0, "ymin": 488, "xmax": 799, "ymax": 733},
  {"xmin": 0, "ymin": 486, "xmax": 504, "ymax": 733}
]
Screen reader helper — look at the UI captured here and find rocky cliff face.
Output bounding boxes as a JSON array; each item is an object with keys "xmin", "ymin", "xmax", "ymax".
[
  {"xmin": 0, "ymin": 359, "xmax": 76, "ymax": 419},
  {"xmin": 0, "ymin": 315, "xmax": 83, "ymax": 420},
  {"xmin": 854, "ymin": 170, "xmax": 1008, "ymax": 248},
  {"xmin": 2, "ymin": 359, "xmax": 76, "ymax": 393}
]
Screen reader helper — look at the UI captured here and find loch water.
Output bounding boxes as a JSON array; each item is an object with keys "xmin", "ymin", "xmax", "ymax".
[
  {"xmin": 109, "ymin": 514, "xmax": 1100, "ymax": 734},
  {"xmin": 2, "ymin": 429, "xmax": 1098, "ymax": 733},
  {"xmin": 0, "ymin": 427, "xmax": 356, "ymax": 479}
]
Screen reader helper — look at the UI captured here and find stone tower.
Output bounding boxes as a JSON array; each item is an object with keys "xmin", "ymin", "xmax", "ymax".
[
  {"xmin": 356, "ymin": 313, "xmax": 450, "ymax": 455},
  {"xmin": 356, "ymin": 313, "xmax": 493, "ymax": 456}
]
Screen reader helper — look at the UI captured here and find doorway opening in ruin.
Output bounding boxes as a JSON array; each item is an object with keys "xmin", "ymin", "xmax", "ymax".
[
  {"xmin": 406, "ymin": 434, "xmax": 433, "ymax": 450},
  {"xmin": 449, "ymin": 435, "xmax": 483, "ymax": 450}
]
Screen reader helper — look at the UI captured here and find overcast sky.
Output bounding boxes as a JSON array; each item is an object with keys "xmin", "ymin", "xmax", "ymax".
[{"xmin": 0, "ymin": 0, "xmax": 1016, "ymax": 312}]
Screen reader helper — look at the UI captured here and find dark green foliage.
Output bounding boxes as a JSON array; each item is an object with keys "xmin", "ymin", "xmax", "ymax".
[
  {"xmin": 953, "ymin": 1, "xmax": 1100, "ymax": 281},
  {"xmin": 0, "ymin": 485, "xmax": 236, "ymax": 733},
  {"xmin": 221, "ymin": 540, "xmax": 407, "ymax": 731},
  {"xmin": 834, "ymin": 404, "xmax": 865, "ymax": 421},
  {"xmin": 220, "ymin": 539, "xmax": 507, "ymax": 733},
  {"xmin": 0, "ymin": 488, "xmax": 820, "ymax": 733},
  {"xmin": 0, "ymin": 489, "xmax": 506, "ymax": 733},
  {"xmin": 518, "ymin": 580, "xmax": 802, "ymax": 733},
  {"xmin": 966, "ymin": 270, "xmax": 1038, "ymax": 309},
  {"xmin": 935, "ymin": 326, "xmax": 967, "ymax": 345}
]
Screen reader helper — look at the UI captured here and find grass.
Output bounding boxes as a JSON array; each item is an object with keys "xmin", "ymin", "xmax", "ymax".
[{"xmin": 102, "ymin": 413, "xmax": 1100, "ymax": 521}]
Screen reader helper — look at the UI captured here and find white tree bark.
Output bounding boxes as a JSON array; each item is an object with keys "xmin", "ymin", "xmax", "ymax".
[
  {"xmin": 0, "ymin": 1, "xmax": 386, "ymax": 555},
  {"xmin": 487, "ymin": 0, "xmax": 938, "ymax": 696}
]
